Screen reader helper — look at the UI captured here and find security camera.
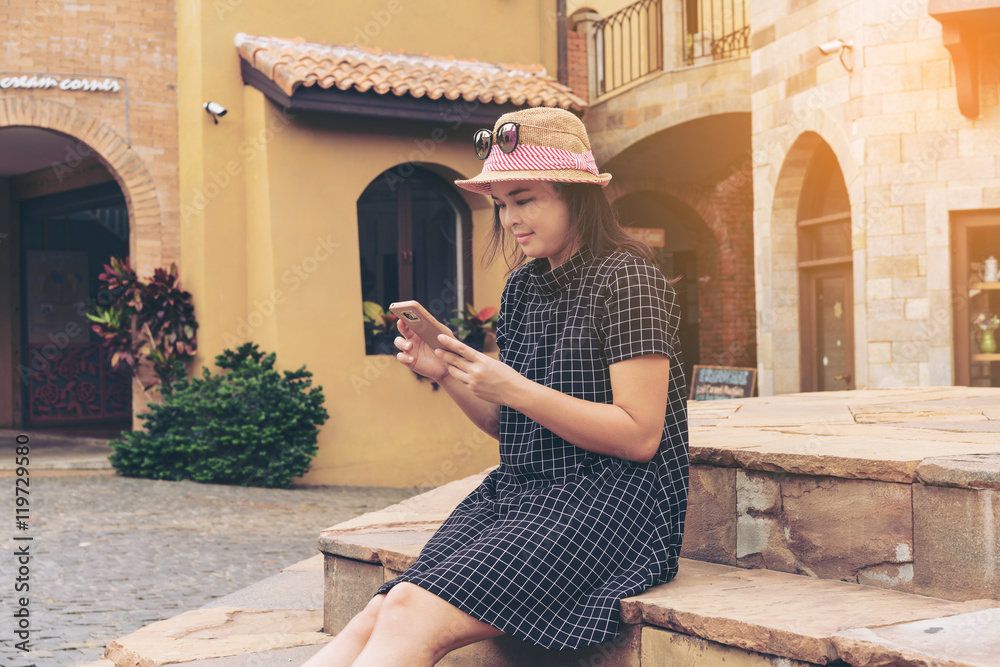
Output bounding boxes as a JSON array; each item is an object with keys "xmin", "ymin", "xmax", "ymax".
[
  {"xmin": 818, "ymin": 39, "xmax": 852, "ymax": 56},
  {"xmin": 203, "ymin": 101, "xmax": 227, "ymax": 123}
]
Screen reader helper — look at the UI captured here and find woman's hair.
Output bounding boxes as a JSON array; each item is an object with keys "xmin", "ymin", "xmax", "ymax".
[{"xmin": 482, "ymin": 182, "xmax": 655, "ymax": 272}]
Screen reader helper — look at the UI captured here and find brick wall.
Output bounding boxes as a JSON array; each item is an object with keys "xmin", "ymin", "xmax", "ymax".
[
  {"xmin": 0, "ymin": 0, "xmax": 179, "ymax": 274},
  {"xmin": 609, "ymin": 170, "xmax": 757, "ymax": 373},
  {"xmin": 567, "ymin": 29, "xmax": 589, "ymax": 104}
]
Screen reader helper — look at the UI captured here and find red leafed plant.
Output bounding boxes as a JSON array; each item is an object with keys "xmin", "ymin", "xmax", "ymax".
[
  {"xmin": 86, "ymin": 257, "xmax": 198, "ymax": 390},
  {"xmin": 448, "ymin": 304, "xmax": 499, "ymax": 342}
]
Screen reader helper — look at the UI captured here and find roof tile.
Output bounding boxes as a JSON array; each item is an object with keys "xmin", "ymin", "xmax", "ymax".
[{"xmin": 234, "ymin": 33, "xmax": 586, "ymax": 112}]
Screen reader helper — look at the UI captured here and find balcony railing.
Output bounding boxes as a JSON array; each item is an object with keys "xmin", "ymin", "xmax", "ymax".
[
  {"xmin": 593, "ymin": 0, "xmax": 664, "ymax": 97},
  {"xmin": 683, "ymin": 0, "xmax": 750, "ymax": 64}
]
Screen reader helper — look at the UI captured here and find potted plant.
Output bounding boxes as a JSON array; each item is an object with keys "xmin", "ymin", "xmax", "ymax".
[
  {"xmin": 363, "ymin": 301, "xmax": 398, "ymax": 355},
  {"xmin": 974, "ymin": 313, "xmax": 1000, "ymax": 354},
  {"xmin": 449, "ymin": 304, "xmax": 499, "ymax": 352}
]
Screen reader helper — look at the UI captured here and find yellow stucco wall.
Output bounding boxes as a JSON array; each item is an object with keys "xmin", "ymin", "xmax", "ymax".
[{"xmin": 177, "ymin": 1, "xmax": 548, "ymax": 486}]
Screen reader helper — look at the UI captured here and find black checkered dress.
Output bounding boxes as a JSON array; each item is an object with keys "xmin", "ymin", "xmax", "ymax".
[{"xmin": 376, "ymin": 247, "xmax": 689, "ymax": 650}]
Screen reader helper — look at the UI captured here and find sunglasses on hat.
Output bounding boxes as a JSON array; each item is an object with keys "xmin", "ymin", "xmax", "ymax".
[{"xmin": 474, "ymin": 122, "xmax": 581, "ymax": 160}]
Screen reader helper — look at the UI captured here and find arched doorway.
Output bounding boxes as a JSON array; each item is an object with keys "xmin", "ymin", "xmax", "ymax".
[
  {"xmin": 0, "ymin": 127, "xmax": 131, "ymax": 429},
  {"xmin": 614, "ymin": 191, "xmax": 705, "ymax": 384},
  {"xmin": 796, "ymin": 141, "xmax": 853, "ymax": 392}
]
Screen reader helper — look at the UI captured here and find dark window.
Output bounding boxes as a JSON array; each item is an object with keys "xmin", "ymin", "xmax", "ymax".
[{"xmin": 357, "ymin": 167, "xmax": 472, "ymax": 352}]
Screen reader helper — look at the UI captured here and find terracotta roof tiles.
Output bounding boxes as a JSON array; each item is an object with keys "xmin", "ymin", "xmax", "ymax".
[{"xmin": 234, "ymin": 33, "xmax": 586, "ymax": 112}]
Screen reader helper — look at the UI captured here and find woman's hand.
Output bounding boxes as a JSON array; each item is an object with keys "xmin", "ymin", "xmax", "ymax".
[
  {"xmin": 434, "ymin": 335, "xmax": 526, "ymax": 405},
  {"xmin": 394, "ymin": 320, "xmax": 449, "ymax": 381}
]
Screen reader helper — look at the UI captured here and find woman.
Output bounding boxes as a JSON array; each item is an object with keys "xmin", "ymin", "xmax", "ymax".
[{"xmin": 307, "ymin": 107, "xmax": 689, "ymax": 666}]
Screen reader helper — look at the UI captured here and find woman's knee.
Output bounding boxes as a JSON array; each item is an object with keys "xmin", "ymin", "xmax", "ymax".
[
  {"xmin": 377, "ymin": 582, "xmax": 502, "ymax": 659},
  {"xmin": 379, "ymin": 582, "xmax": 424, "ymax": 618}
]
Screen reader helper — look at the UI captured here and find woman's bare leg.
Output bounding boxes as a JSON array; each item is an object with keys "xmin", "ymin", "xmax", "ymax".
[
  {"xmin": 301, "ymin": 594, "xmax": 384, "ymax": 667},
  {"xmin": 351, "ymin": 582, "xmax": 503, "ymax": 667}
]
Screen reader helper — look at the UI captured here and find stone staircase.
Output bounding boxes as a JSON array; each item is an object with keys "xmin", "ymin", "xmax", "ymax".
[{"xmin": 98, "ymin": 387, "xmax": 1000, "ymax": 665}]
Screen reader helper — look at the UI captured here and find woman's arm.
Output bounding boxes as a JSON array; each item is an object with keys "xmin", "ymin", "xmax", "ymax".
[
  {"xmin": 394, "ymin": 323, "xmax": 501, "ymax": 440},
  {"xmin": 435, "ymin": 335, "xmax": 670, "ymax": 462},
  {"xmin": 437, "ymin": 373, "xmax": 502, "ymax": 439}
]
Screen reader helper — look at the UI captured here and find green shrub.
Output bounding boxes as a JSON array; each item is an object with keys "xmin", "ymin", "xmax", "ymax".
[{"xmin": 110, "ymin": 343, "xmax": 329, "ymax": 488}]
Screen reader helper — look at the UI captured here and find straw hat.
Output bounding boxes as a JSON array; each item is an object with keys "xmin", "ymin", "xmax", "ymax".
[{"xmin": 454, "ymin": 107, "xmax": 612, "ymax": 194}]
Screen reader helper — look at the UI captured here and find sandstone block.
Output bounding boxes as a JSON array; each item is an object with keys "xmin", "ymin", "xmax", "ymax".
[
  {"xmin": 324, "ymin": 557, "xmax": 384, "ymax": 635},
  {"xmin": 937, "ymin": 157, "xmax": 996, "ymax": 182},
  {"xmin": 869, "ymin": 255, "xmax": 918, "ymax": 279},
  {"xmin": 440, "ymin": 623, "xmax": 641, "ymax": 666},
  {"xmin": 737, "ymin": 473, "xmax": 914, "ymax": 588},
  {"xmin": 681, "ymin": 465, "xmax": 737, "ymax": 565},
  {"xmin": 913, "ymin": 483, "xmax": 1000, "ymax": 601},
  {"xmin": 857, "ymin": 563, "xmax": 915, "ymax": 593},
  {"xmin": 641, "ymin": 626, "xmax": 819, "ymax": 666},
  {"xmin": 863, "ymin": 111, "xmax": 916, "ymax": 135},
  {"xmin": 921, "ymin": 59, "xmax": 952, "ymax": 90},
  {"xmin": 904, "ymin": 295, "xmax": 930, "ymax": 321},
  {"xmin": 832, "ymin": 608, "xmax": 1000, "ymax": 667},
  {"xmin": 621, "ymin": 559, "xmax": 989, "ymax": 665},
  {"xmin": 103, "ymin": 607, "xmax": 329, "ymax": 667},
  {"xmin": 867, "ymin": 298, "xmax": 905, "ymax": 322},
  {"xmin": 892, "ymin": 339, "xmax": 928, "ymax": 364},
  {"xmin": 868, "ymin": 342, "xmax": 892, "ymax": 363},
  {"xmin": 865, "ymin": 135, "xmax": 900, "ymax": 164},
  {"xmin": 915, "ymin": 453, "xmax": 1000, "ymax": 490},
  {"xmin": 881, "ymin": 89, "xmax": 940, "ymax": 114},
  {"xmin": 948, "ymin": 187, "xmax": 984, "ymax": 210},
  {"xmin": 868, "ymin": 278, "xmax": 893, "ymax": 300},
  {"xmin": 869, "ymin": 361, "xmax": 920, "ymax": 387}
]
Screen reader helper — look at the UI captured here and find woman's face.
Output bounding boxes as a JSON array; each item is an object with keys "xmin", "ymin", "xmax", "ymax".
[{"xmin": 491, "ymin": 180, "xmax": 576, "ymax": 269}]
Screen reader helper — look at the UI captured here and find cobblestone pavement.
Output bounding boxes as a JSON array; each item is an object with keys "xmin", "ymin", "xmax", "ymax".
[{"xmin": 1, "ymin": 472, "xmax": 419, "ymax": 667}]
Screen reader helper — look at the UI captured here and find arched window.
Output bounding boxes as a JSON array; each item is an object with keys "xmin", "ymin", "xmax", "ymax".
[
  {"xmin": 797, "ymin": 143, "xmax": 853, "ymax": 391},
  {"xmin": 357, "ymin": 166, "xmax": 472, "ymax": 353}
]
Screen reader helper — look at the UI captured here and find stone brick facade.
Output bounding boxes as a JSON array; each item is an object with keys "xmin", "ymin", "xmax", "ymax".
[
  {"xmin": 751, "ymin": 0, "xmax": 1000, "ymax": 394},
  {"xmin": 0, "ymin": 1, "xmax": 179, "ymax": 427},
  {"xmin": 575, "ymin": 0, "xmax": 1000, "ymax": 394},
  {"xmin": 0, "ymin": 0, "xmax": 180, "ymax": 276}
]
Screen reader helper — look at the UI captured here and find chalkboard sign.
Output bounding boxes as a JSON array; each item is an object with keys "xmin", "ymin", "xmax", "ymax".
[{"xmin": 689, "ymin": 365, "xmax": 757, "ymax": 401}]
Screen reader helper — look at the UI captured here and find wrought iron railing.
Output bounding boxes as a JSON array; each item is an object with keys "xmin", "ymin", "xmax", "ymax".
[
  {"xmin": 683, "ymin": 0, "xmax": 750, "ymax": 64},
  {"xmin": 593, "ymin": 0, "xmax": 663, "ymax": 97}
]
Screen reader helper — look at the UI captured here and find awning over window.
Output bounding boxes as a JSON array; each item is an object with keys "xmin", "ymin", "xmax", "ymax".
[{"xmin": 234, "ymin": 33, "xmax": 587, "ymax": 123}]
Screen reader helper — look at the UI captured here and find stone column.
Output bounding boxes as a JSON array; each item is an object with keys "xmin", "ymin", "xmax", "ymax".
[{"xmin": 913, "ymin": 454, "xmax": 1000, "ymax": 601}]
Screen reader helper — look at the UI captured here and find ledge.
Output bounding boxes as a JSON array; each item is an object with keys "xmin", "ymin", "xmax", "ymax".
[
  {"xmin": 619, "ymin": 559, "xmax": 996, "ymax": 665},
  {"xmin": 688, "ymin": 387, "xmax": 1000, "ymax": 483},
  {"xmin": 928, "ymin": 0, "xmax": 1000, "ymax": 117}
]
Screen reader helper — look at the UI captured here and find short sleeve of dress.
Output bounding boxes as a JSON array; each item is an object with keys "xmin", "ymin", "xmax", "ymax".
[
  {"xmin": 600, "ymin": 258, "xmax": 677, "ymax": 365},
  {"xmin": 495, "ymin": 267, "xmax": 523, "ymax": 365},
  {"xmin": 495, "ymin": 292, "xmax": 508, "ymax": 364}
]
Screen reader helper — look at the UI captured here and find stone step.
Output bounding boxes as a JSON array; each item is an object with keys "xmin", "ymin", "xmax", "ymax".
[
  {"xmin": 679, "ymin": 387, "xmax": 1000, "ymax": 601},
  {"xmin": 321, "ymin": 524, "xmax": 1000, "ymax": 667},
  {"xmin": 317, "ymin": 420, "xmax": 1000, "ymax": 667},
  {"xmin": 100, "ymin": 555, "xmax": 331, "ymax": 666}
]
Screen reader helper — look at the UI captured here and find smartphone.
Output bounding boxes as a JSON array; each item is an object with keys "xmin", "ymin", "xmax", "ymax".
[{"xmin": 388, "ymin": 300, "xmax": 456, "ymax": 351}]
